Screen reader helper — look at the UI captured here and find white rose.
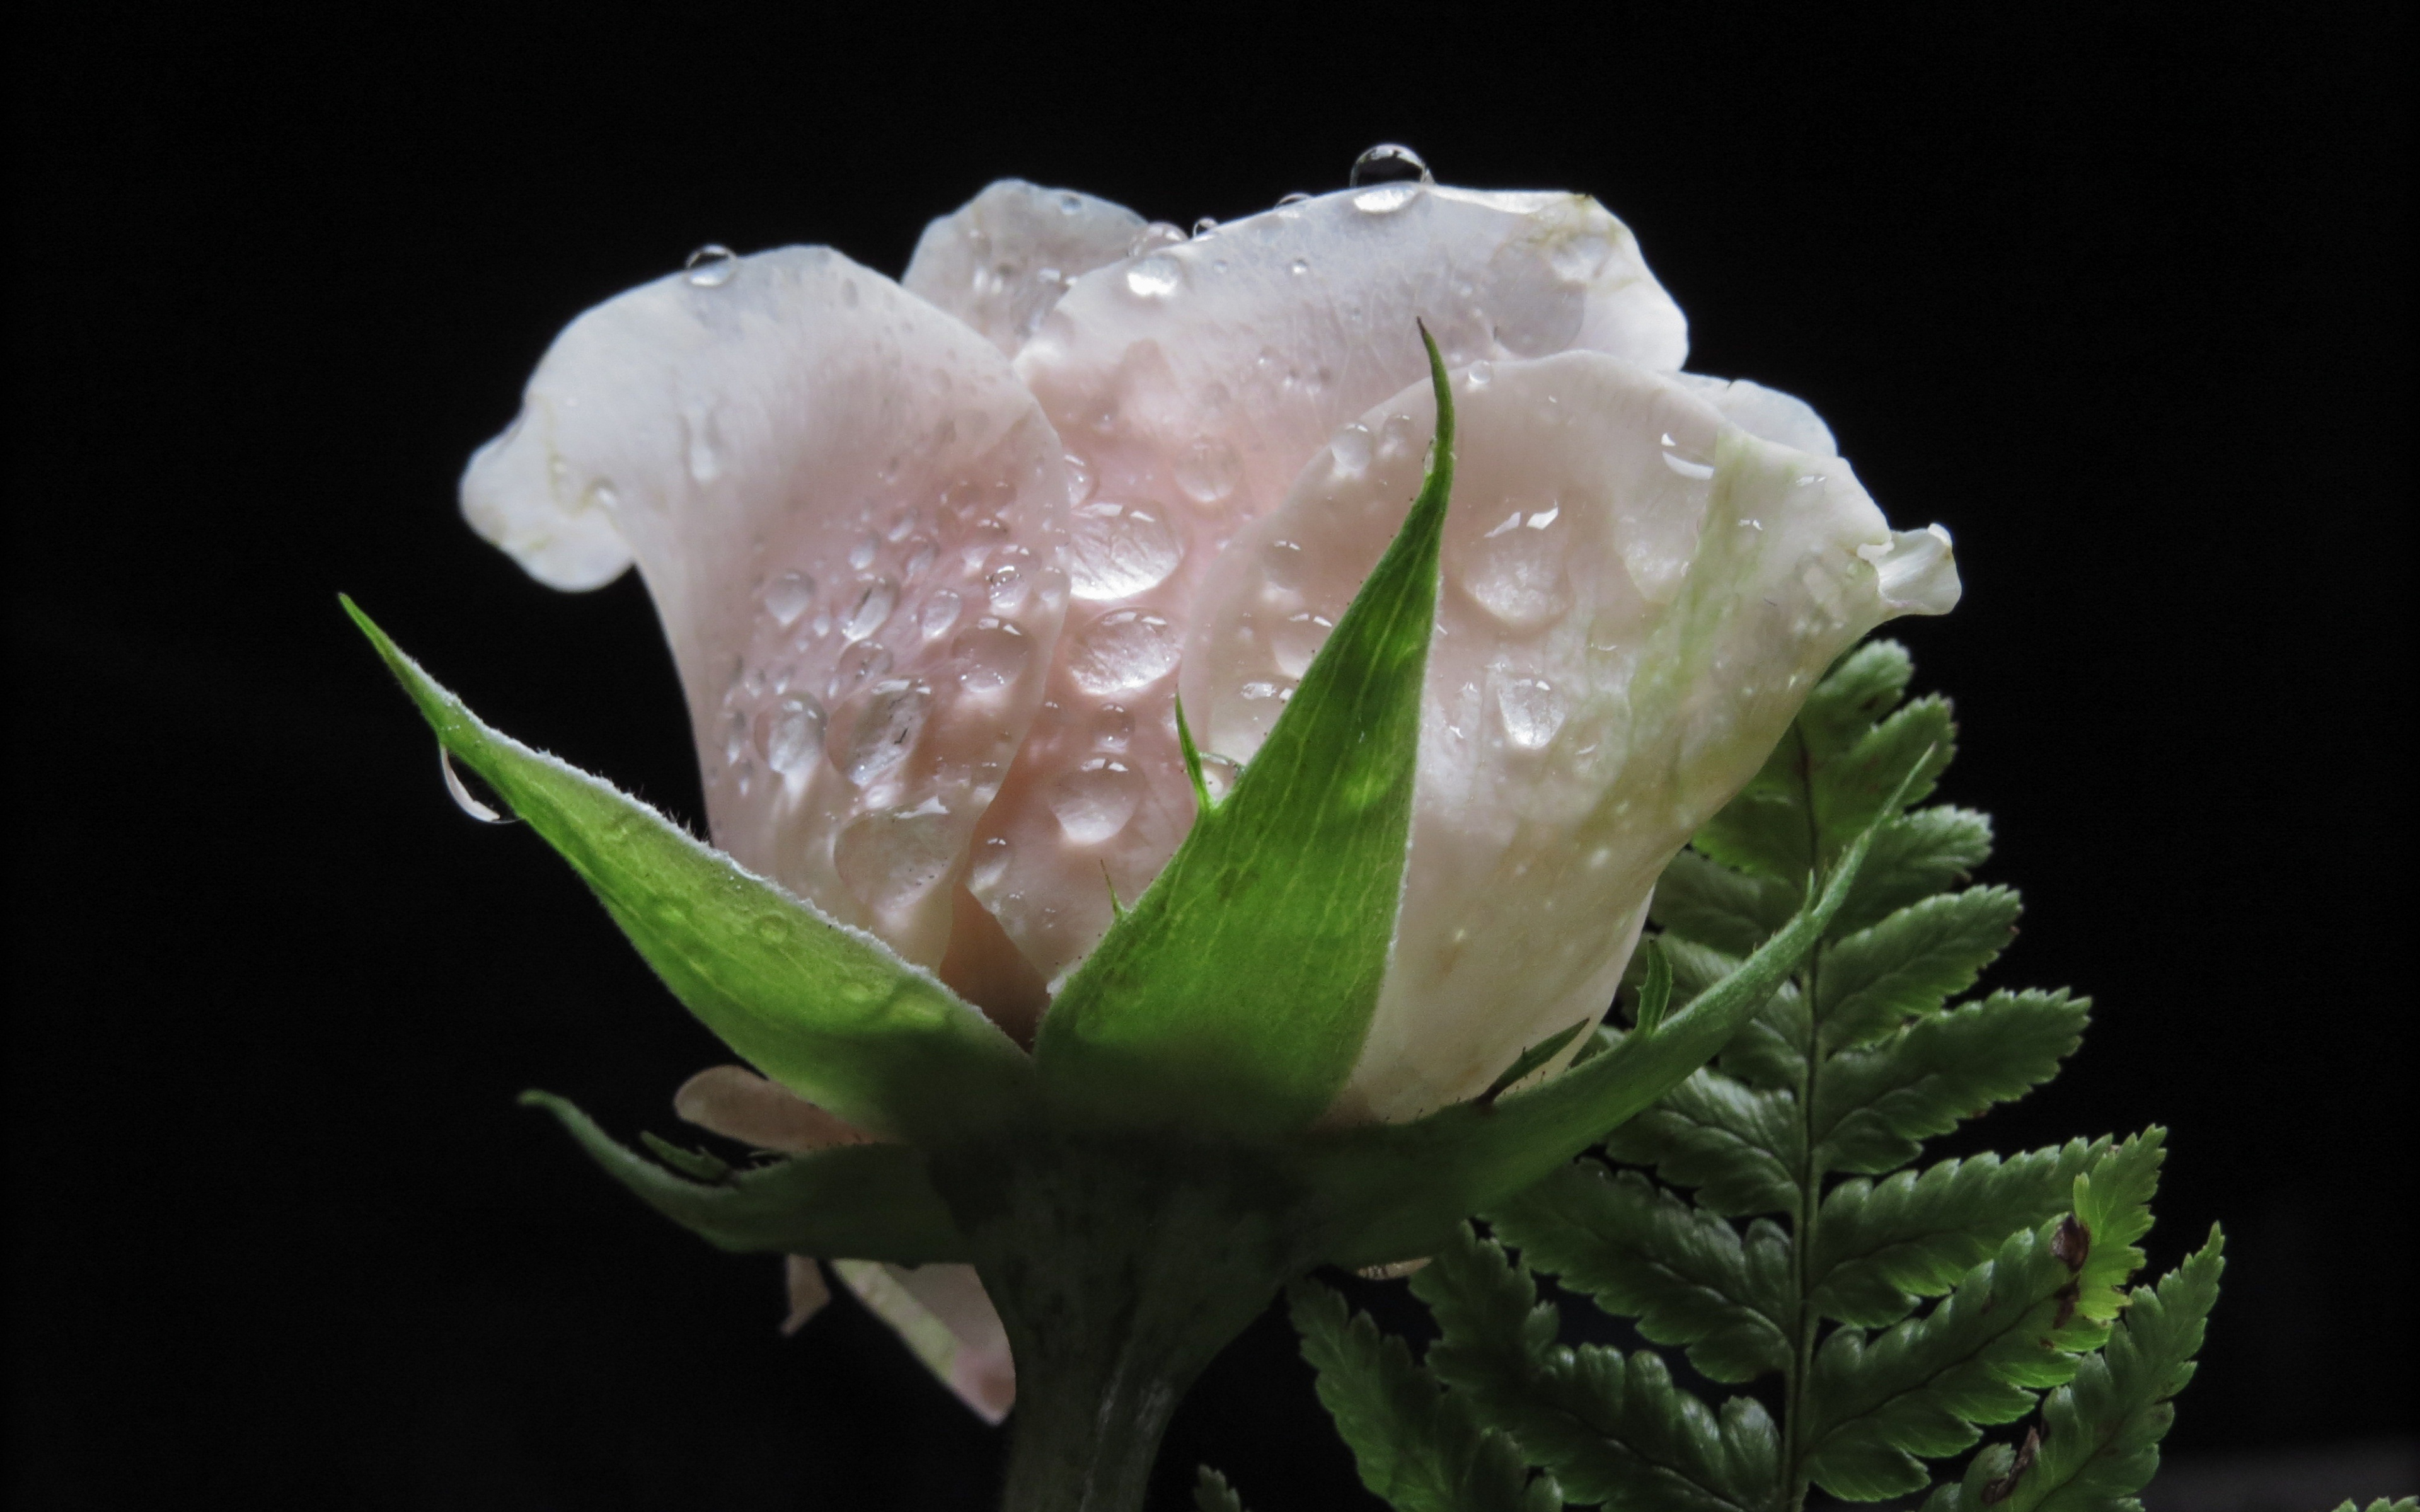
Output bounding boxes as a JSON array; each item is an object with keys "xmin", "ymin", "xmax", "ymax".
[{"xmin": 459, "ymin": 166, "xmax": 1957, "ymax": 1415}]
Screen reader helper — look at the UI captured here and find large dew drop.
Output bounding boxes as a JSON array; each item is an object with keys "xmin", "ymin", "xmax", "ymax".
[
  {"xmin": 684, "ymin": 244, "xmax": 737, "ymax": 287},
  {"xmin": 1066, "ymin": 502, "xmax": 1183, "ymax": 600},
  {"xmin": 439, "ymin": 746, "xmax": 512, "ymax": 823},
  {"xmin": 842, "ymin": 577, "xmax": 901, "ymax": 642},
  {"xmin": 754, "ymin": 694, "xmax": 828, "ymax": 775},
  {"xmin": 1066, "ymin": 609, "xmax": 1181, "ymax": 694},
  {"xmin": 1460, "ymin": 521, "xmax": 1573, "ymax": 633},
  {"xmin": 1494, "ymin": 675, "xmax": 1568, "ymax": 750},
  {"xmin": 1173, "ymin": 438, "xmax": 1241, "ymax": 505},
  {"xmin": 764, "ymin": 571, "xmax": 816, "ymax": 626},
  {"xmin": 829, "ymin": 678, "xmax": 933, "ymax": 787},
  {"xmin": 1047, "ymin": 758, "xmax": 1141, "ymax": 845},
  {"xmin": 834, "ymin": 799, "xmax": 958, "ymax": 915}
]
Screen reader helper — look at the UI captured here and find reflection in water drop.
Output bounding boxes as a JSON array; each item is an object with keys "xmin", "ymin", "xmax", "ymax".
[
  {"xmin": 1349, "ymin": 144, "xmax": 1432, "ymax": 187},
  {"xmin": 1067, "ymin": 609, "xmax": 1180, "ymax": 694},
  {"xmin": 834, "ymin": 801, "xmax": 958, "ymax": 914},
  {"xmin": 1066, "ymin": 502, "xmax": 1183, "ymax": 600},
  {"xmin": 827, "ymin": 640, "xmax": 894, "ymax": 701},
  {"xmin": 439, "ymin": 746, "xmax": 512, "ymax": 823},
  {"xmin": 830, "ymin": 679, "xmax": 933, "ymax": 787},
  {"xmin": 1192, "ymin": 217, "xmax": 1220, "ymax": 238},
  {"xmin": 1173, "ymin": 438, "xmax": 1240, "ymax": 504},
  {"xmin": 1125, "ymin": 256, "xmax": 1182, "ymax": 298},
  {"xmin": 1047, "ymin": 759, "xmax": 1141, "ymax": 845},
  {"xmin": 842, "ymin": 577, "xmax": 900, "ymax": 641},
  {"xmin": 1495, "ymin": 675, "xmax": 1567, "ymax": 750},
  {"xmin": 764, "ymin": 571, "xmax": 816, "ymax": 626},
  {"xmin": 919, "ymin": 589, "xmax": 964, "ymax": 639},
  {"xmin": 1461, "ymin": 527, "xmax": 1573, "ymax": 632},
  {"xmin": 1276, "ymin": 192, "xmax": 1312, "ymax": 206},
  {"xmin": 1126, "ymin": 222, "xmax": 1186, "ymax": 257},
  {"xmin": 684, "ymin": 244, "xmax": 737, "ymax": 287},
  {"xmin": 1328, "ymin": 423, "xmax": 1373, "ymax": 477},
  {"xmin": 951, "ymin": 622, "xmax": 1032, "ymax": 692},
  {"xmin": 1659, "ymin": 432, "xmax": 1716, "ymax": 481},
  {"xmin": 756, "ymin": 694, "xmax": 829, "ymax": 774}
]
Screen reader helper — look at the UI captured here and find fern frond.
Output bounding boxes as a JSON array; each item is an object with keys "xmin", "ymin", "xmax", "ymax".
[
  {"xmin": 1811, "ymin": 990, "xmax": 2089, "ymax": 1176},
  {"xmin": 1289, "ymin": 1276, "xmax": 1558, "ymax": 1512},
  {"xmin": 1599, "ymin": 1067, "xmax": 1803, "ymax": 1218},
  {"xmin": 1809, "ymin": 1140, "xmax": 2114, "ymax": 1327},
  {"xmin": 1491, "ymin": 1163, "xmax": 1793, "ymax": 1383},
  {"xmin": 1797, "ymin": 1135, "xmax": 2165, "ymax": 1499},
  {"xmin": 1835, "ymin": 806, "xmax": 1994, "ymax": 934},
  {"xmin": 1916, "ymin": 1227, "xmax": 2223, "ymax": 1512},
  {"xmin": 1816, "ymin": 887, "xmax": 2022, "ymax": 1051}
]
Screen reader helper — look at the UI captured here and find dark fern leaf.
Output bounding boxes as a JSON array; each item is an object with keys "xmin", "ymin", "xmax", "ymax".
[
  {"xmin": 1835, "ymin": 806, "xmax": 1993, "ymax": 936},
  {"xmin": 1816, "ymin": 887, "xmax": 2022, "ymax": 1051},
  {"xmin": 1811, "ymin": 990, "xmax": 2090, "ymax": 1176},
  {"xmin": 1290, "ymin": 1276, "xmax": 1559, "ymax": 1512},
  {"xmin": 1490, "ymin": 1162, "xmax": 1792, "ymax": 1383},
  {"xmin": 1917, "ymin": 1227, "xmax": 2223, "ymax": 1512},
  {"xmin": 1419, "ymin": 1227, "xmax": 1775, "ymax": 1512},
  {"xmin": 1598, "ymin": 1067, "xmax": 1803, "ymax": 1218},
  {"xmin": 1809, "ymin": 1140, "xmax": 2114, "ymax": 1327}
]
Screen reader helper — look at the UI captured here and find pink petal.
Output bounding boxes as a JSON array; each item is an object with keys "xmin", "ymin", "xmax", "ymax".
[
  {"xmin": 972, "ymin": 186, "xmax": 1691, "ymax": 988},
  {"xmin": 672, "ymin": 1064, "xmax": 875, "ymax": 1152},
  {"xmin": 461, "ymin": 248, "xmax": 1071, "ymax": 968}
]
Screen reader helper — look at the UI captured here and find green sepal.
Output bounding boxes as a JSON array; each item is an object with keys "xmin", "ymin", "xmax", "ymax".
[
  {"xmin": 1290, "ymin": 1275, "xmax": 1564, "ymax": 1512},
  {"xmin": 1035, "ymin": 328, "xmax": 1456, "ymax": 1137},
  {"xmin": 342, "ymin": 597, "xmax": 1033, "ymax": 1147},
  {"xmin": 520, "ymin": 1091, "xmax": 969, "ymax": 1263},
  {"xmin": 1484, "ymin": 1019, "xmax": 1596, "ymax": 1104}
]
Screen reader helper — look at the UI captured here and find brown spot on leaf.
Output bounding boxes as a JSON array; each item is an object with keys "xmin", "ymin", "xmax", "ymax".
[
  {"xmin": 2051, "ymin": 1281, "xmax": 2080, "ymax": 1330},
  {"xmin": 1982, "ymin": 1427, "xmax": 2042, "ymax": 1504},
  {"xmin": 2052, "ymin": 1215, "xmax": 2090, "ymax": 1270}
]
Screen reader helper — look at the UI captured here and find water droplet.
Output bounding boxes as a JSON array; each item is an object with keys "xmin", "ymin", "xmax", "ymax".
[
  {"xmin": 1270, "ymin": 612, "xmax": 1335, "ymax": 678},
  {"xmin": 834, "ymin": 801, "xmax": 957, "ymax": 914},
  {"xmin": 1461, "ymin": 527, "xmax": 1573, "ymax": 632},
  {"xmin": 764, "ymin": 571, "xmax": 816, "ymax": 626},
  {"xmin": 919, "ymin": 590, "xmax": 963, "ymax": 639},
  {"xmin": 1067, "ymin": 609, "xmax": 1180, "ymax": 694},
  {"xmin": 1047, "ymin": 758, "xmax": 1141, "ymax": 845},
  {"xmin": 951, "ymin": 622, "xmax": 1032, "ymax": 692},
  {"xmin": 970, "ymin": 834, "xmax": 1013, "ymax": 891},
  {"xmin": 722, "ymin": 709, "xmax": 750, "ymax": 765},
  {"xmin": 842, "ymin": 577, "xmax": 899, "ymax": 641},
  {"xmin": 576, "ymin": 480, "xmax": 618, "ymax": 513},
  {"xmin": 1063, "ymin": 452, "xmax": 1096, "ymax": 505},
  {"xmin": 848, "ymin": 534, "xmax": 879, "ymax": 571},
  {"xmin": 1549, "ymin": 232, "xmax": 1613, "ymax": 283},
  {"xmin": 829, "ymin": 678, "xmax": 933, "ymax": 787},
  {"xmin": 827, "ymin": 640, "xmax": 894, "ymax": 701},
  {"xmin": 1349, "ymin": 143, "xmax": 1432, "ymax": 187},
  {"xmin": 684, "ymin": 244, "xmax": 737, "ymax": 287},
  {"xmin": 986, "ymin": 562, "xmax": 1031, "ymax": 614},
  {"xmin": 439, "ymin": 747, "xmax": 511, "ymax": 823},
  {"xmin": 755, "ymin": 694, "xmax": 829, "ymax": 774},
  {"xmin": 1125, "ymin": 255, "xmax": 1182, "ymax": 298},
  {"xmin": 1466, "ymin": 361, "xmax": 1494, "ymax": 388},
  {"xmin": 1277, "ymin": 192, "xmax": 1312, "ymax": 206},
  {"xmin": 1198, "ymin": 752, "xmax": 1242, "ymax": 801},
  {"xmin": 1192, "ymin": 216, "xmax": 1220, "ymax": 238},
  {"xmin": 1659, "ymin": 433, "xmax": 1716, "ymax": 480},
  {"xmin": 904, "ymin": 539, "xmax": 938, "ymax": 578},
  {"xmin": 1525, "ymin": 506, "xmax": 1560, "ymax": 530},
  {"xmin": 1240, "ymin": 680, "xmax": 1281, "ymax": 701},
  {"xmin": 1353, "ymin": 183, "xmax": 1422, "ymax": 214},
  {"xmin": 885, "ymin": 509, "xmax": 919, "ymax": 543},
  {"xmin": 1289, "ymin": 258, "xmax": 1311, "ymax": 277},
  {"xmin": 1095, "ymin": 703, "xmax": 1135, "ymax": 751},
  {"xmin": 1125, "ymin": 222, "xmax": 1185, "ymax": 257},
  {"xmin": 1173, "ymin": 438, "xmax": 1240, "ymax": 504},
  {"xmin": 1066, "ymin": 501, "xmax": 1184, "ymax": 600},
  {"xmin": 1329, "ymin": 423, "xmax": 1373, "ymax": 477},
  {"xmin": 1495, "ymin": 675, "xmax": 1567, "ymax": 750}
]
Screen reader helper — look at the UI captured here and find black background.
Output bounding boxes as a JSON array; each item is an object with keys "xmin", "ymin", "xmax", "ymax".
[{"xmin": 9, "ymin": 4, "xmax": 2411, "ymax": 1508}]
